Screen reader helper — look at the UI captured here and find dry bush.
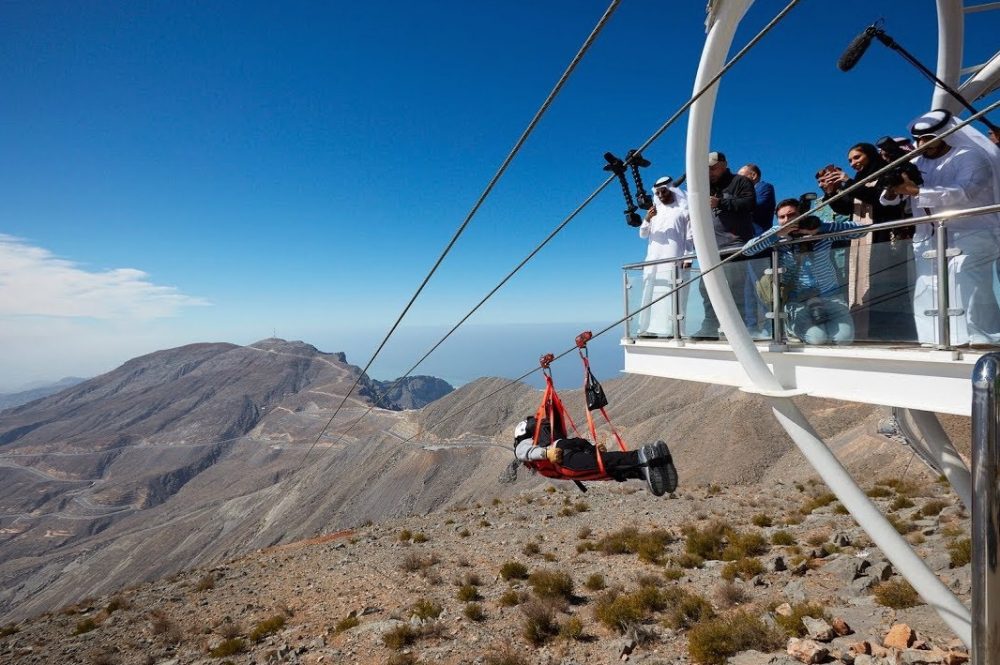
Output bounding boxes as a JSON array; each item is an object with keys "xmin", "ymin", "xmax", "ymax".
[
  {"xmin": 800, "ymin": 492, "xmax": 838, "ymax": 513},
  {"xmin": 687, "ymin": 610, "xmax": 782, "ymax": 664},
  {"xmin": 949, "ymin": 538, "xmax": 972, "ymax": 568},
  {"xmin": 891, "ymin": 496, "xmax": 915, "ymax": 511},
  {"xmin": 721, "ymin": 557, "xmax": 764, "ymax": 582},
  {"xmin": 410, "ymin": 599, "xmax": 442, "ymax": 621},
  {"xmin": 521, "ymin": 598, "xmax": 559, "ymax": 646},
  {"xmin": 249, "ymin": 614, "xmax": 285, "ymax": 642},
  {"xmin": 584, "ymin": 573, "xmax": 605, "ymax": 591},
  {"xmin": 485, "ymin": 649, "xmax": 528, "ymax": 665},
  {"xmin": 593, "ymin": 589, "xmax": 644, "ymax": 633},
  {"xmin": 399, "ymin": 552, "xmax": 438, "ymax": 573},
  {"xmin": 751, "ymin": 514, "xmax": 772, "ymax": 527},
  {"xmin": 499, "ymin": 589, "xmax": 523, "ymax": 607},
  {"xmin": 683, "ymin": 521, "xmax": 730, "ymax": 560},
  {"xmin": 920, "ymin": 499, "xmax": 949, "ymax": 517},
  {"xmin": 105, "ymin": 596, "xmax": 129, "ymax": 614},
  {"xmin": 217, "ymin": 619, "xmax": 242, "ymax": 639},
  {"xmin": 597, "ymin": 527, "xmax": 675, "ymax": 563},
  {"xmin": 74, "ymin": 618, "xmax": 98, "ymax": 635},
  {"xmin": 528, "ymin": 569, "xmax": 573, "ymax": 601},
  {"xmin": 398, "ymin": 529, "xmax": 412, "ymax": 542},
  {"xmin": 386, "ymin": 653, "xmax": 419, "ymax": 665},
  {"xmin": 149, "ymin": 610, "xmax": 181, "ymax": 643},
  {"xmin": 803, "ymin": 530, "xmax": 829, "ymax": 548},
  {"xmin": 383, "ymin": 624, "xmax": 419, "ymax": 650},
  {"xmin": 499, "ymin": 561, "xmax": 529, "ymax": 581},
  {"xmin": 333, "ymin": 614, "xmax": 359, "ymax": 634},
  {"xmin": 558, "ymin": 615, "xmax": 584, "ymax": 641},
  {"xmin": 464, "ymin": 602, "xmax": 486, "ymax": 622},
  {"xmin": 887, "ymin": 513, "xmax": 917, "ymax": 535},
  {"xmin": 713, "ymin": 581, "xmax": 748, "ymax": 608},
  {"xmin": 522, "ymin": 542, "xmax": 541, "ymax": 556},
  {"xmin": 662, "ymin": 588, "xmax": 715, "ymax": 630},
  {"xmin": 874, "ymin": 579, "xmax": 921, "ymax": 609},
  {"xmin": 771, "ymin": 530, "xmax": 796, "ymax": 546},
  {"xmin": 208, "ymin": 638, "xmax": 246, "ymax": 657},
  {"xmin": 412, "ymin": 533, "xmax": 428, "ymax": 544},
  {"xmin": 774, "ymin": 602, "xmax": 828, "ymax": 637},
  {"xmin": 457, "ymin": 584, "xmax": 480, "ymax": 602},
  {"xmin": 663, "ymin": 567, "xmax": 684, "ymax": 581},
  {"xmin": 194, "ymin": 574, "xmax": 215, "ymax": 592},
  {"xmin": 866, "ymin": 486, "xmax": 893, "ymax": 498},
  {"xmin": 577, "ymin": 527, "xmax": 592, "ymax": 540}
]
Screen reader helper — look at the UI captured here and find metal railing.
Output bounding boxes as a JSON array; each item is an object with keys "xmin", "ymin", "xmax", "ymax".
[
  {"xmin": 623, "ymin": 202, "xmax": 1000, "ymax": 350},
  {"xmin": 972, "ymin": 353, "xmax": 1000, "ymax": 665}
]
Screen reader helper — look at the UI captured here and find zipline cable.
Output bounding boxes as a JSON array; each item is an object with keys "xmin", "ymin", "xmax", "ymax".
[
  {"xmin": 299, "ymin": 0, "xmax": 623, "ymax": 463},
  {"xmin": 315, "ymin": 0, "xmax": 804, "ymax": 452},
  {"xmin": 396, "ymin": 99, "xmax": 1000, "ymax": 445}
]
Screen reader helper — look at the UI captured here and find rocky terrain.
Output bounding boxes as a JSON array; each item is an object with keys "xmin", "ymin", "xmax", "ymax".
[
  {"xmin": 0, "ymin": 337, "xmax": 976, "ymax": 665},
  {"xmin": 0, "ymin": 467, "xmax": 971, "ymax": 665}
]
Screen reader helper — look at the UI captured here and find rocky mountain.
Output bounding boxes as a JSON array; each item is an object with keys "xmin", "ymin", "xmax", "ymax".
[
  {"xmin": 0, "ymin": 338, "xmax": 967, "ymax": 630},
  {"xmin": 371, "ymin": 375, "xmax": 454, "ymax": 410},
  {"xmin": 0, "ymin": 377, "xmax": 86, "ymax": 412}
]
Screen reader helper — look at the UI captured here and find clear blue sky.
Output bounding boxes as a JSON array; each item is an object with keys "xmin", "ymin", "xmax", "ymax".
[{"xmin": 1, "ymin": 1, "xmax": 998, "ymax": 390}]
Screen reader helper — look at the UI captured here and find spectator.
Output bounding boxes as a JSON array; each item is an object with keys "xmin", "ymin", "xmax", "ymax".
[
  {"xmin": 738, "ymin": 163, "xmax": 776, "ymax": 337},
  {"xmin": 883, "ymin": 110, "xmax": 1000, "ymax": 346},
  {"xmin": 636, "ymin": 176, "xmax": 692, "ymax": 338},
  {"xmin": 742, "ymin": 199, "xmax": 865, "ymax": 345},
  {"xmin": 819, "ymin": 144, "xmax": 914, "ymax": 341},
  {"xmin": 513, "ymin": 416, "xmax": 678, "ymax": 496},
  {"xmin": 690, "ymin": 151, "xmax": 756, "ymax": 339}
]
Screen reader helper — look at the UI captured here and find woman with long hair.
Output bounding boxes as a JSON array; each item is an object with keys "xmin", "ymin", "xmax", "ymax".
[{"xmin": 819, "ymin": 142, "xmax": 914, "ymax": 341}]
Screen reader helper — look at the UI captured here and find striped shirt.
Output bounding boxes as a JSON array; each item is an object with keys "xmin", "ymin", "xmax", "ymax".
[{"xmin": 742, "ymin": 220, "xmax": 866, "ymax": 299}]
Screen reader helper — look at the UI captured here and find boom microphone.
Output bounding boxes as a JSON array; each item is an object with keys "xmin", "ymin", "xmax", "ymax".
[{"xmin": 837, "ymin": 26, "xmax": 877, "ymax": 72}]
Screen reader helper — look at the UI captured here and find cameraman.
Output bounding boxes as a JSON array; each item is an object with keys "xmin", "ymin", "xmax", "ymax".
[{"xmin": 741, "ymin": 199, "xmax": 866, "ymax": 345}]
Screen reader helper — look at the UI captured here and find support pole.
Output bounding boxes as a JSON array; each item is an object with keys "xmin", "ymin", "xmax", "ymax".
[{"xmin": 971, "ymin": 354, "xmax": 1000, "ymax": 665}]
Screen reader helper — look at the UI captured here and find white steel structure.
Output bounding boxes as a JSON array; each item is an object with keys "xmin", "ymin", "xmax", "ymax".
[{"xmin": 621, "ymin": 0, "xmax": 1000, "ymax": 658}]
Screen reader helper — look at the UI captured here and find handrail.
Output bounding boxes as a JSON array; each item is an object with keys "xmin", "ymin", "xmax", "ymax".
[
  {"xmin": 622, "ymin": 202, "xmax": 1000, "ymax": 270},
  {"xmin": 971, "ymin": 353, "xmax": 1000, "ymax": 665}
]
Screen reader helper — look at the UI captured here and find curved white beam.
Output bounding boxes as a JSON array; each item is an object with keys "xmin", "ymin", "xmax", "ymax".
[
  {"xmin": 934, "ymin": 0, "xmax": 965, "ymax": 111},
  {"xmin": 685, "ymin": 0, "xmax": 972, "ymax": 646}
]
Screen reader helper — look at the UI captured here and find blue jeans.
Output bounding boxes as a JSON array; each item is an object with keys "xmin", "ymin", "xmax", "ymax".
[{"xmin": 787, "ymin": 297, "xmax": 854, "ymax": 345}]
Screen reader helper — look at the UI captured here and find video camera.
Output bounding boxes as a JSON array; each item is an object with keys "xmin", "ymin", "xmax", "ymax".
[
  {"xmin": 875, "ymin": 136, "xmax": 923, "ymax": 190},
  {"xmin": 790, "ymin": 192, "xmax": 822, "ymax": 238}
]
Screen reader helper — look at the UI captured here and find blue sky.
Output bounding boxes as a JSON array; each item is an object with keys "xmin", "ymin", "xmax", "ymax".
[{"xmin": 1, "ymin": 1, "xmax": 998, "ymax": 390}]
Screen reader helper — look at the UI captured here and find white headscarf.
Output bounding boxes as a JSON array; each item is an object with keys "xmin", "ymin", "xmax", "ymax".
[{"xmin": 909, "ymin": 109, "xmax": 1000, "ymax": 205}]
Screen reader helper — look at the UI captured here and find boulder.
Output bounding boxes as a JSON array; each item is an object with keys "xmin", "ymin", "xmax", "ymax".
[
  {"xmin": 802, "ymin": 617, "xmax": 836, "ymax": 642},
  {"xmin": 787, "ymin": 638, "xmax": 829, "ymax": 664},
  {"xmin": 884, "ymin": 624, "xmax": 916, "ymax": 650}
]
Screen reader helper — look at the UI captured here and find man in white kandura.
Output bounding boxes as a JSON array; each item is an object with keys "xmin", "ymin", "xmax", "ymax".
[
  {"xmin": 882, "ymin": 109, "xmax": 1000, "ymax": 346},
  {"xmin": 636, "ymin": 176, "xmax": 692, "ymax": 338}
]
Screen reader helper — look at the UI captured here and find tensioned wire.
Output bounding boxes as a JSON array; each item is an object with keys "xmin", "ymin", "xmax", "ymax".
[
  {"xmin": 299, "ymin": 0, "xmax": 624, "ymax": 463},
  {"xmin": 311, "ymin": 0, "xmax": 805, "ymax": 455},
  {"xmin": 394, "ymin": 100, "xmax": 1000, "ymax": 447}
]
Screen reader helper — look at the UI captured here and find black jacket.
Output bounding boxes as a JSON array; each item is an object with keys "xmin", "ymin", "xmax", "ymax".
[{"xmin": 710, "ymin": 170, "xmax": 756, "ymax": 244}]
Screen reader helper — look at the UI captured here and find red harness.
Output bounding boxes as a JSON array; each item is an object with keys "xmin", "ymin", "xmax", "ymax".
[{"xmin": 525, "ymin": 332, "xmax": 629, "ymax": 483}]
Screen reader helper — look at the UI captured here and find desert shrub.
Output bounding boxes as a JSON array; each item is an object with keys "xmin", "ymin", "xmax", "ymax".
[
  {"xmin": 774, "ymin": 602, "xmax": 828, "ymax": 637},
  {"xmin": 577, "ymin": 527, "xmax": 592, "ymax": 540},
  {"xmin": 459, "ymin": 529, "xmax": 470, "ymax": 538},
  {"xmin": 949, "ymin": 538, "xmax": 972, "ymax": 568},
  {"xmin": 521, "ymin": 599, "xmax": 559, "ymax": 646},
  {"xmin": 195, "ymin": 574, "xmax": 216, "ymax": 592},
  {"xmin": 456, "ymin": 572, "xmax": 481, "ymax": 587},
  {"xmin": 334, "ymin": 614, "xmax": 359, "ymax": 633},
  {"xmin": 595, "ymin": 527, "xmax": 674, "ymax": 563},
  {"xmin": 751, "ymin": 514, "xmax": 773, "ymax": 528},
  {"xmin": 687, "ymin": 610, "xmax": 782, "ymax": 665},
  {"xmin": 464, "ymin": 602, "xmax": 486, "ymax": 622},
  {"xmin": 410, "ymin": 599, "xmax": 442, "ymax": 620},
  {"xmin": 663, "ymin": 567, "xmax": 684, "ymax": 581},
  {"xmin": 574, "ymin": 501, "xmax": 590, "ymax": 512},
  {"xmin": 499, "ymin": 561, "xmax": 529, "ymax": 581},
  {"xmin": 249, "ymin": 614, "xmax": 285, "ymax": 642},
  {"xmin": 485, "ymin": 649, "xmax": 528, "ymax": 665},
  {"xmin": 545, "ymin": 486, "xmax": 556, "ymax": 494},
  {"xmin": 400, "ymin": 552, "xmax": 435, "ymax": 573},
  {"xmin": 920, "ymin": 499, "xmax": 949, "ymax": 517},
  {"xmin": 217, "ymin": 619, "xmax": 242, "ymax": 639},
  {"xmin": 771, "ymin": 530, "xmax": 796, "ymax": 546},
  {"xmin": 457, "ymin": 584, "xmax": 480, "ymax": 602},
  {"xmin": 887, "ymin": 514, "xmax": 917, "ymax": 535},
  {"xmin": 713, "ymin": 581, "xmax": 749, "ymax": 608},
  {"xmin": 383, "ymin": 624, "xmax": 419, "ymax": 650},
  {"xmin": 882, "ymin": 477, "xmax": 922, "ymax": 496},
  {"xmin": 105, "ymin": 596, "xmax": 129, "ymax": 614},
  {"xmin": 412, "ymin": 533, "xmax": 428, "ymax": 544},
  {"xmin": 683, "ymin": 521, "xmax": 730, "ymax": 560},
  {"xmin": 528, "ymin": 569, "xmax": 573, "ymax": 601},
  {"xmin": 398, "ymin": 529, "xmax": 412, "ymax": 541},
  {"xmin": 558, "ymin": 507, "xmax": 575, "ymax": 517},
  {"xmin": 74, "ymin": 618, "xmax": 98, "ymax": 635},
  {"xmin": 662, "ymin": 588, "xmax": 715, "ymax": 630},
  {"xmin": 499, "ymin": 589, "xmax": 522, "ymax": 607},
  {"xmin": 722, "ymin": 532, "xmax": 768, "ymax": 560},
  {"xmin": 874, "ymin": 579, "xmax": 921, "ymax": 609},
  {"xmin": 584, "ymin": 573, "xmax": 605, "ymax": 591},
  {"xmin": 891, "ymin": 496, "xmax": 915, "ymax": 511},
  {"xmin": 866, "ymin": 486, "xmax": 893, "ymax": 498},
  {"xmin": 800, "ymin": 492, "xmax": 838, "ymax": 513},
  {"xmin": 720, "ymin": 557, "xmax": 764, "ymax": 581},
  {"xmin": 593, "ymin": 590, "xmax": 644, "ymax": 633},
  {"xmin": 0, "ymin": 624, "xmax": 19, "ymax": 638},
  {"xmin": 834, "ymin": 503, "xmax": 850, "ymax": 515},
  {"xmin": 149, "ymin": 611, "xmax": 181, "ymax": 643},
  {"xmin": 209, "ymin": 638, "xmax": 246, "ymax": 657},
  {"xmin": 804, "ymin": 530, "xmax": 829, "ymax": 547},
  {"xmin": 479, "ymin": 519, "xmax": 491, "ymax": 527},
  {"xmin": 559, "ymin": 615, "xmax": 584, "ymax": 640},
  {"xmin": 522, "ymin": 542, "xmax": 540, "ymax": 556},
  {"xmin": 674, "ymin": 552, "xmax": 704, "ymax": 569}
]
